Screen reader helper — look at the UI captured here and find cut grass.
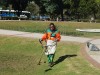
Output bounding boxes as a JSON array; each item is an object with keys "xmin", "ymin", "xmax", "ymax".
[
  {"xmin": 0, "ymin": 35, "xmax": 100, "ymax": 75},
  {"xmin": 0, "ymin": 21, "xmax": 100, "ymax": 38}
]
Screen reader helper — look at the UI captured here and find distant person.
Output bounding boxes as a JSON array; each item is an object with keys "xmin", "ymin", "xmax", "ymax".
[
  {"xmin": 40, "ymin": 23, "xmax": 61, "ymax": 67},
  {"xmin": 90, "ymin": 17, "xmax": 95, "ymax": 23},
  {"xmin": 56, "ymin": 17, "xmax": 59, "ymax": 22}
]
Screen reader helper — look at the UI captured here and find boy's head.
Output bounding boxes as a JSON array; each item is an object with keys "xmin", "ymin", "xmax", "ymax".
[{"xmin": 49, "ymin": 23, "xmax": 56, "ymax": 31}]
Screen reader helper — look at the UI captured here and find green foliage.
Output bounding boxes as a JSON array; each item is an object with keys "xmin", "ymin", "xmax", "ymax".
[
  {"xmin": 41, "ymin": 0, "xmax": 60, "ymax": 18},
  {"xmin": 0, "ymin": 0, "xmax": 7, "ymax": 9},
  {"xmin": 96, "ymin": 0, "xmax": 100, "ymax": 3},
  {"xmin": 45, "ymin": 3, "xmax": 58, "ymax": 14},
  {"xmin": 26, "ymin": 2, "xmax": 39, "ymax": 15},
  {"xmin": 0, "ymin": 0, "xmax": 100, "ymax": 20}
]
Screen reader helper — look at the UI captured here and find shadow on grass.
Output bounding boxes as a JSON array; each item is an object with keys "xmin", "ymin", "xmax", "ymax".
[
  {"xmin": 45, "ymin": 68, "xmax": 52, "ymax": 72},
  {"xmin": 54, "ymin": 54, "xmax": 77, "ymax": 66},
  {"xmin": 44, "ymin": 54, "xmax": 77, "ymax": 72}
]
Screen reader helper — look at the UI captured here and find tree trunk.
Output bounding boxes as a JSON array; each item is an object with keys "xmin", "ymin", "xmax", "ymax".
[
  {"xmin": 59, "ymin": 0, "xmax": 64, "ymax": 21},
  {"xmin": 61, "ymin": 10, "xmax": 64, "ymax": 21},
  {"xmin": 93, "ymin": 11, "xmax": 96, "ymax": 19}
]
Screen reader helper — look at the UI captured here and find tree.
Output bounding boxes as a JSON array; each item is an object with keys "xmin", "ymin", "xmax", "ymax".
[
  {"xmin": 88, "ymin": 0, "xmax": 98, "ymax": 19},
  {"xmin": 1, "ymin": 0, "xmax": 99, "ymax": 20},
  {"xmin": 78, "ymin": 0, "xmax": 98, "ymax": 19},
  {"xmin": 0, "ymin": 0, "xmax": 8, "ymax": 9},
  {"xmin": 57, "ymin": 0, "xmax": 64, "ymax": 21},
  {"xmin": 32, "ymin": 0, "xmax": 46, "ymax": 15},
  {"xmin": 5, "ymin": 0, "xmax": 29, "ymax": 16},
  {"xmin": 95, "ymin": 0, "xmax": 100, "ymax": 18},
  {"xmin": 26, "ymin": 2, "xmax": 39, "ymax": 15},
  {"xmin": 40, "ymin": 0, "xmax": 64, "ymax": 20},
  {"xmin": 12, "ymin": 0, "xmax": 28, "ymax": 11}
]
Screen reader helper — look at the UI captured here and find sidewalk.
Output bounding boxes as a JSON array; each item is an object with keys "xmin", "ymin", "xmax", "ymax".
[
  {"xmin": 0, "ymin": 29, "xmax": 100, "ymax": 68},
  {"xmin": 0, "ymin": 29, "xmax": 92, "ymax": 43}
]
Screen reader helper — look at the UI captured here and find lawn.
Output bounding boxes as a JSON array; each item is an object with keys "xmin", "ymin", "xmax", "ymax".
[
  {"xmin": 0, "ymin": 21, "xmax": 100, "ymax": 38},
  {"xmin": 0, "ymin": 35, "xmax": 100, "ymax": 75}
]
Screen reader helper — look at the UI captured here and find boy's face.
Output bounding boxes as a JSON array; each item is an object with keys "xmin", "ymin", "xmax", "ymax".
[{"xmin": 50, "ymin": 25, "xmax": 55, "ymax": 31}]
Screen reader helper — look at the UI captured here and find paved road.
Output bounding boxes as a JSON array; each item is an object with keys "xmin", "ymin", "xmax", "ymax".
[{"xmin": 0, "ymin": 29, "xmax": 100, "ymax": 68}]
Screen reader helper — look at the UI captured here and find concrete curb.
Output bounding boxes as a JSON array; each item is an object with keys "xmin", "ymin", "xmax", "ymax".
[
  {"xmin": 84, "ymin": 39, "xmax": 100, "ymax": 68},
  {"xmin": 81, "ymin": 45, "xmax": 100, "ymax": 68}
]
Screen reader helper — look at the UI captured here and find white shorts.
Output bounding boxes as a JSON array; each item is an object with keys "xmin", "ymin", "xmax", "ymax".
[{"xmin": 45, "ymin": 40, "xmax": 57, "ymax": 55}]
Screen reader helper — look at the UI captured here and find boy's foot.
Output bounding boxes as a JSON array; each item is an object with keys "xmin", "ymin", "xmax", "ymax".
[
  {"xmin": 48, "ymin": 63, "xmax": 51, "ymax": 67},
  {"xmin": 48, "ymin": 62, "xmax": 55, "ymax": 67}
]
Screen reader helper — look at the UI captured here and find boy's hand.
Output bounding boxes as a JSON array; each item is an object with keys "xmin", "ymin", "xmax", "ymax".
[{"xmin": 39, "ymin": 39, "xmax": 43, "ymax": 43}]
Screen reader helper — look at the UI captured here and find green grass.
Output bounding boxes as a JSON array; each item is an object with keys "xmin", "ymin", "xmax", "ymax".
[
  {"xmin": 0, "ymin": 35, "xmax": 100, "ymax": 75},
  {"xmin": 0, "ymin": 21, "xmax": 100, "ymax": 38}
]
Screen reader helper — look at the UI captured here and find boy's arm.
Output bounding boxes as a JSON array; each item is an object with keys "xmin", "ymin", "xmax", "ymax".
[
  {"xmin": 56, "ymin": 32, "xmax": 61, "ymax": 42},
  {"xmin": 41, "ymin": 33, "xmax": 47, "ymax": 41}
]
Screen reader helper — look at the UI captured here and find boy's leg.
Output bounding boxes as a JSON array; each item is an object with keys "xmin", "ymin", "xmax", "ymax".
[
  {"xmin": 51, "ymin": 54, "xmax": 55, "ymax": 66},
  {"xmin": 47, "ymin": 55, "xmax": 52, "ymax": 63},
  {"xmin": 47, "ymin": 54, "xmax": 55, "ymax": 67},
  {"xmin": 51, "ymin": 54, "xmax": 55, "ymax": 62}
]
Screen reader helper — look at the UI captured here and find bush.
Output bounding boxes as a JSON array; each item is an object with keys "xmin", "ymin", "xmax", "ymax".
[
  {"xmin": 80, "ymin": 19, "xmax": 89, "ymax": 22},
  {"xmin": 95, "ymin": 19, "xmax": 100, "ymax": 23}
]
